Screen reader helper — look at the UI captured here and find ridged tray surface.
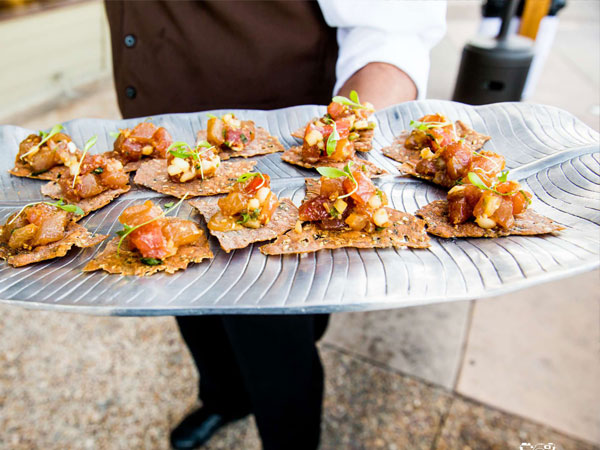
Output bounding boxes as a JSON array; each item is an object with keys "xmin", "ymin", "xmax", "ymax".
[{"xmin": 0, "ymin": 101, "xmax": 597, "ymax": 315}]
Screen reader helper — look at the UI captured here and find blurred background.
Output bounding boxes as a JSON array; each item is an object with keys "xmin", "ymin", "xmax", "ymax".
[{"xmin": 0, "ymin": 1, "xmax": 598, "ymax": 449}]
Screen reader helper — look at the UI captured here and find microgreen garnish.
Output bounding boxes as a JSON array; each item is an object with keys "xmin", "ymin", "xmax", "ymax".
[
  {"xmin": 7, "ymin": 199, "xmax": 83, "ymax": 225},
  {"xmin": 331, "ymin": 90, "xmax": 367, "ymax": 109},
  {"xmin": 326, "ymin": 123, "xmax": 340, "ymax": 157},
  {"xmin": 93, "ymin": 167, "xmax": 104, "ymax": 174},
  {"xmin": 109, "ymin": 131, "xmax": 120, "ymax": 139},
  {"xmin": 322, "ymin": 115, "xmax": 334, "ymax": 125},
  {"xmin": 498, "ymin": 169, "xmax": 509, "ymax": 183},
  {"xmin": 20, "ymin": 124, "xmax": 64, "ymax": 160},
  {"xmin": 116, "ymin": 194, "xmax": 188, "ymax": 255},
  {"xmin": 409, "ymin": 120, "xmax": 453, "ymax": 131},
  {"xmin": 240, "ymin": 171, "xmax": 266, "ymax": 190},
  {"xmin": 164, "ymin": 202, "xmax": 174, "ymax": 209},
  {"xmin": 71, "ymin": 135, "xmax": 98, "ymax": 188},
  {"xmin": 467, "ymin": 171, "xmax": 531, "ymax": 204},
  {"xmin": 236, "ymin": 208, "xmax": 260, "ymax": 225},
  {"xmin": 316, "ymin": 162, "xmax": 358, "ymax": 200},
  {"xmin": 140, "ymin": 257, "xmax": 162, "ymax": 266}
]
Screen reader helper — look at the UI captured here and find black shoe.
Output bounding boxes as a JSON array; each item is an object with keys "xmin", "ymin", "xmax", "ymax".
[{"xmin": 170, "ymin": 408, "xmax": 245, "ymax": 449}]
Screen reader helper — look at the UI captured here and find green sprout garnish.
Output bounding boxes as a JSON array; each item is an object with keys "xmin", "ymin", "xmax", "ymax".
[
  {"xmin": 164, "ymin": 202, "xmax": 174, "ymax": 209},
  {"xmin": 168, "ymin": 141, "xmax": 215, "ymax": 180},
  {"xmin": 409, "ymin": 120, "xmax": 453, "ymax": 131},
  {"xmin": 237, "ymin": 172, "xmax": 266, "ymax": 190},
  {"xmin": 236, "ymin": 208, "xmax": 260, "ymax": 225},
  {"xmin": 326, "ymin": 123, "xmax": 340, "ymax": 157},
  {"xmin": 71, "ymin": 135, "xmax": 98, "ymax": 188},
  {"xmin": 20, "ymin": 124, "xmax": 64, "ymax": 160},
  {"xmin": 109, "ymin": 131, "xmax": 120, "ymax": 139},
  {"xmin": 498, "ymin": 169, "xmax": 509, "ymax": 183},
  {"xmin": 7, "ymin": 199, "xmax": 84, "ymax": 225},
  {"xmin": 331, "ymin": 90, "xmax": 368, "ymax": 109},
  {"xmin": 316, "ymin": 161, "xmax": 358, "ymax": 200},
  {"xmin": 140, "ymin": 257, "xmax": 162, "ymax": 266},
  {"xmin": 116, "ymin": 194, "xmax": 188, "ymax": 255},
  {"xmin": 467, "ymin": 172, "xmax": 532, "ymax": 205}
]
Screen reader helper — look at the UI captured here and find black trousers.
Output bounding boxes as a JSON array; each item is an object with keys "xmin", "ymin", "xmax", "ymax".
[{"xmin": 175, "ymin": 314, "xmax": 329, "ymax": 450}]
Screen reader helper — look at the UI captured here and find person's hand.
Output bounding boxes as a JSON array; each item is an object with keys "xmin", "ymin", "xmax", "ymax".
[{"xmin": 337, "ymin": 62, "xmax": 417, "ymax": 110}]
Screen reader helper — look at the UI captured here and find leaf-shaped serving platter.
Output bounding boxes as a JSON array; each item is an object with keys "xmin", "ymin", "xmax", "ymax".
[{"xmin": 0, "ymin": 101, "xmax": 597, "ymax": 315}]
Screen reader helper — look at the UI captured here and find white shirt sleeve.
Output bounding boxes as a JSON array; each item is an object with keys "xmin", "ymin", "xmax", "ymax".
[{"xmin": 317, "ymin": 0, "xmax": 447, "ymax": 99}]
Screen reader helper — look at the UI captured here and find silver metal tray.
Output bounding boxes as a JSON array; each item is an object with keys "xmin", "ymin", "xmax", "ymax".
[{"xmin": 0, "ymin": 101, "xmax": 598, "ymax": 315}]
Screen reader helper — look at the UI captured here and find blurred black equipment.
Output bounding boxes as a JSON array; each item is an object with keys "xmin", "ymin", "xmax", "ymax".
[{"xmin": 452, "ymin": 0, "xmax": 535, "ymax": 104}]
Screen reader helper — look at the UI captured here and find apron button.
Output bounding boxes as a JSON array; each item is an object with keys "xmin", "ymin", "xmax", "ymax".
[
  {"xmin": 125, "ymin": 86, "xmax": 137, "ymax": 99},
  {"xmin": 124, "ymin": 34, "xmax": 136, "ymax": 48}
]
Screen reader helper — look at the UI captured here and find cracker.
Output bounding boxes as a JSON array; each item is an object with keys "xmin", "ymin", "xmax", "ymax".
[
  {"xmin": 281, "ymin": 146, "xmax": 386, "ymax": 178},
  {"xmin": 455, "ymin": 120, "xmax": 491, "ymax": 151},
  {"xmin": 133, "ymin": 158, "xmax": 257, "ymax": 199},
  {"xmin": 190, "ymin": 198, "xmax": 298, "ymax": 252},
  {"xmin": 9, "ymin": 162, "xmax": 66, "ymax": 181},
  {"xmin": 41, "ymin": 182, "xmax": 131, "ymax": 218},
  {"xmin": 260, "ymin": 208, "xmax": 430, "ymax": 255},
  {"xmin": 415, "ymin": 200, "xmax": 565, "ymax": 238},
  {"xmin": 82, "ymin": 234, "xmax": 213, "ymax": 276},
  {"xmin": 353, "ymin": 128, "xmax": 375, "ymax": 152},
  {"xmin": 381, "ymin": 121, "xmax": 491, "ymax": 177},
  {"xmin": 196, "ymin": 128, "xmax": 284, "ymax": 160},
  {"xmin": 0, "ymin": 222, "xmax": 106, "ymax": 267}
]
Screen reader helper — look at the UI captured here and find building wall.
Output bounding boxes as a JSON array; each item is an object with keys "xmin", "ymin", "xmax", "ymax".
[{"xmin": 0, "ymin": 0, "xmax": 111, "ymax": 120}]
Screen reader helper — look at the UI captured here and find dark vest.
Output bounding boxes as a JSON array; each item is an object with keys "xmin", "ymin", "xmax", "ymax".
[{"xmin": 105, "ymin": 0, "xmax": 338, "ymax": 118}]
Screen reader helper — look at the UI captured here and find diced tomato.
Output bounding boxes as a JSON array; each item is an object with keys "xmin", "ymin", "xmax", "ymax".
[
  {"xmin": 320, "ymin": 177, "xmax": 344, "ymax": 200},
  {"xmin": 152, "ymin": 127, "xmax": 172, "ymax": 158},
  {"xmin": 129, "ymin": 221, "xmax": 170, "ymax": 259},
  {"xmin": 327, "ymin": 101, "xmax": 348, "ymax": 120},
  {"xmin": 298, "ymin": 196, "xmax": 331, "ymax": 222},
  {"xmin": 244, "ymin": 173, "xmax": 270, "ymax": 194},
  {"xmin": 131, "ymin": 122, "xmax": 156, "ymax": 141},
  {"xmin": 343, "ymin": 170, "xmax": 376, "ymax": 205}
]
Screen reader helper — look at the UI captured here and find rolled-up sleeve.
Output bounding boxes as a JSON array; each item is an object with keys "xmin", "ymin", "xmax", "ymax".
[{"xmin": 317, "ymin": 0, "xmax": 447, "ymax": 98}]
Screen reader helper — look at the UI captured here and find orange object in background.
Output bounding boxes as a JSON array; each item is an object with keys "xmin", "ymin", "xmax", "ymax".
[{"xmin": 519, "ymin": 0, "xmax": 552, "ymax": 40}]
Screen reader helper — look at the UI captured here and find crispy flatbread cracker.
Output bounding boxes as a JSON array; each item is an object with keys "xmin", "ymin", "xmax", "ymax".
[
  {"xmin": 260, "ymin": 208, "xmax": 430, "ymax": 255},
  {"xmin": 83, "ymin": 234, "xmax": 213, "ymax": 276},
  {"xmin": 415, "ymin": 200, "xmax": 564, "ymax": 238},
  {"xmin": 9, "ymin": 162, "xmax": 66, "ymax": 181},
  {"xmin": 196, "ymin": 128, "xmax": 284, "ymax": 160},
  {"xmin": 281, "ymin": 146, "xmax": 386, "ymax": 178},
  {"xmin": 292, "ymin": 124, "xmax": 374, "ymax": 152},
  {"xmin": 133, "ymin": 158, "xmax": 257, "ymax": 199},
  {"xmin": 0, "ymin": 222, "xmax": 106, "ymax": 267},
  {"xmin": 260, "ymin": 178, "xmax": 429, "ymax": 255},
  {"xmin": 190, "ymin": 198, "xmax": 298, "ymax": 252},
  {"xmin": 41, "ymin": 182, "xmax": 131, "ymax": 218},
  {"xmin": 353, "ymin": 128, "xmax": 375, "ymax": 152},
  {"xmin": 455, "ymin": 120, "xmax": 491, "ymax": 151},
  {"xmin": 382, "ymin": 121, "xmax": 491, "ymax": 177}
]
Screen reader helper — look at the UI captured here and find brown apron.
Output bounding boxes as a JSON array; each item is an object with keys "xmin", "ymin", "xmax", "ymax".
[{"xmin": 105, "ymin": 0, "xmax": 338, "ymax": 119}]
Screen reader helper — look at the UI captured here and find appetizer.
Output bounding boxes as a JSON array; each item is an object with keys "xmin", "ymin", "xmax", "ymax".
[
  {"xmin": 10, "ymin": 124, "xmax": 81, "ymax": 181},
  {"xmin": 108, "ymin": 121, "xmax": 172, "ymax": 171},
  {"xmin": 133, "ymin": 141, "xmax": 256, "ymax": 199},
  {"xmin": 260, "ymin": 163, "xmax": 429, "ymax": 255},
  {"xmin": 41, "ymin": 136, "xmax": 131, "ymax": 217},
  {"xmin": 0, "ymin": 200, "xmax": 106, "ymax": 267},
  {"xmin": 281, "ymin": 93, "xmax": 385, "ymax": 177},
  {"xmin": 382, "ymin": 114, "xmax": 492, "ymax": 182},
  {"xmin": 191, "ymin": 172, "xmax": 298, "ymax": 252},
  {"xmin": 291, "ymin": 90, "xmax": 377, "ymax": 152},
  {"xmin": 196, "ymin": 113, "xmax": 284, "ymax": 160},
  {"xmin": 83, "ymin": 197, "xmax": 213, "ymax": 276},
  {"xmin": 416, "ymin": 171, "xmax": 564, "ymax": 238}
]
